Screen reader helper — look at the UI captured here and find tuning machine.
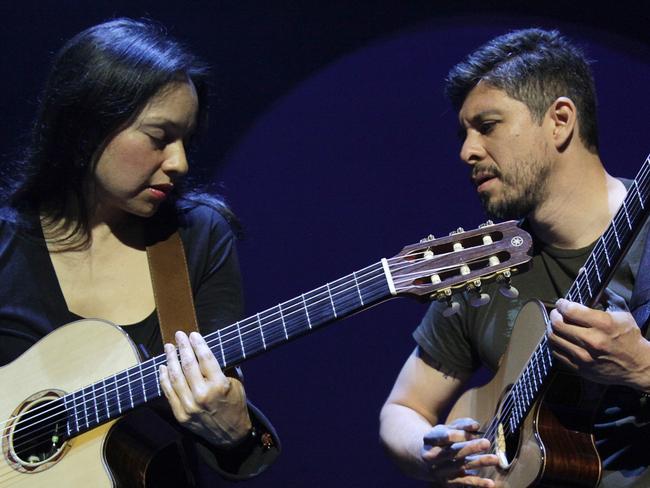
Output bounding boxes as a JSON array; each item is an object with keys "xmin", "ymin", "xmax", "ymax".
[
  {"xmin": 432, "ymin": 288, "xmax": 460, "ymax": 317},
  {"xmin": 466, "ymin": 279, "xmax": 490, "ymax": 307},
  {"xmin": 497, "ymin": 270, "xmax": 519, "ymax": 299}
]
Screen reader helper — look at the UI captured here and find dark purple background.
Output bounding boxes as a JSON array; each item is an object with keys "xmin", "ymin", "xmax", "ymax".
[{"xmin": 2, "ymin": 2, "xmax": 650, "ymax": 487}]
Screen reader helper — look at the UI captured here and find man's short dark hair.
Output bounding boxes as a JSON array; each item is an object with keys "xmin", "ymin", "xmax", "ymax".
[{"xmin": 445, "ymin": 28, "xmax": 598, "ymax": 152}]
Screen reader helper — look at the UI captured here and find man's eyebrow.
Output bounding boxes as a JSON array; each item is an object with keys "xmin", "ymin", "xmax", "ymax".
[{"xmin": 468, "ymin": 109, "xmax": 502, "ymax": 123}]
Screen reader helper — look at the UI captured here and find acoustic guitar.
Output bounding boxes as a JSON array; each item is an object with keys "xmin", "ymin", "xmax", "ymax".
[
  {"xmin": 448, "ymin": 155, "xmax": 650, "ymax": 487},
  {"xmin": 0, "ymin": 221, "xmax": 532, "ymax": 486}
]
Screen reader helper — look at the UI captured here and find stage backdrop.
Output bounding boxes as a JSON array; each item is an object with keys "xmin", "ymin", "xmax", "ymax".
[{"xmin": 2, "ymin": 2, "xmax": 650, "ymax": 487}]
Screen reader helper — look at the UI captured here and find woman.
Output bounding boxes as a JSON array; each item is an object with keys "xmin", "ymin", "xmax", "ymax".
[{"xmin": 0, "ymin": 18, "xmax": 278, "ymax": 486}]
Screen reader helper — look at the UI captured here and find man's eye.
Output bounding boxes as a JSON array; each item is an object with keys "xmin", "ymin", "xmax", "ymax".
[{"xmin": 479, "ymin": 121, "xmax": 496, "ymax": 134}]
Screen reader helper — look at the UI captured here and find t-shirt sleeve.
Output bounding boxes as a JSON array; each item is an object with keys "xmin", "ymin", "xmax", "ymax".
[{"xmin": 413, "ymin": 298, "xmax": 479, "ymax": 378}]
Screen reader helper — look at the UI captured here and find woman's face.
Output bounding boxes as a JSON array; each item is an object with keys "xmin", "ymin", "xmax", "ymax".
[{"xmin": 92, "ymin": 81, "xmax": 199, "ymax": 221}]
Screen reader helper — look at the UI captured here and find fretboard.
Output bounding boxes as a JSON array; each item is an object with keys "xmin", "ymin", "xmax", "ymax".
[
  {"xmin": 493, "ymin": 154, "xmax": 650, "ymax": 437},
  {"xmin": 63, "ymin": 261, "xmax": 392, "ymax": 438}
]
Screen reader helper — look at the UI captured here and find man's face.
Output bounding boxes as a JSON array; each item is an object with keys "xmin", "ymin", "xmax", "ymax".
[{"xmin": 457, "ymin": 83, "xmax": 553, "ymax": 220}]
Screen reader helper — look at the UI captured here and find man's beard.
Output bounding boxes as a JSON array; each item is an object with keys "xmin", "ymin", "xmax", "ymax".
[{"xmin": 477, "ymin": 158, "xmax": 552, "ymax": 220}]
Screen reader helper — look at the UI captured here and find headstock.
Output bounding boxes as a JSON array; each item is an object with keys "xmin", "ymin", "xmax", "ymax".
[{"xmin": 386, "ymin": 221, "xmax": 532, "ymax": 314}]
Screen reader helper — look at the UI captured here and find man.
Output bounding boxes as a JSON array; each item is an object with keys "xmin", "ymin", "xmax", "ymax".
[{"xmin": 379, "ymin": 28, "xmax": 650, "ymax": 487}]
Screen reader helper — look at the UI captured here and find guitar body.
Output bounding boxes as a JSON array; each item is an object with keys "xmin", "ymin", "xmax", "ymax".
[
  {"xmin": 0, "ymin": 319, "xmax": 140, "ymax": 487},
  {"xmin": 448, "ymin": 300, "xmax": 602, "ymax": 487}
]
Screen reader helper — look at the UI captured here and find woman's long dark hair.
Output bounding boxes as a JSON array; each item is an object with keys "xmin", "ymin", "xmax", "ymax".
[{"xmin": 7, "ymin": 18, "xmax": 226, "ymax": 242}]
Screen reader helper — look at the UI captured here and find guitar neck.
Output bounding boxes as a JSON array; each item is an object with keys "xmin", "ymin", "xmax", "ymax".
[
  {"xmin": 493, "ymin": 155, "xmax": 650, "ymax": 437},
  {"xmin": 63, "ymin": 261, "xmax": 394, "ymax": 438},
  {"xmin": 60, "ymin": 219, "xmax": 534, "ymax": 439}
]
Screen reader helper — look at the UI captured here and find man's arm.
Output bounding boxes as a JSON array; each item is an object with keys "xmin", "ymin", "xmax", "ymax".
[{"xmin": 380, "ymin": 347, "xmax": 498, "ymax": 485}]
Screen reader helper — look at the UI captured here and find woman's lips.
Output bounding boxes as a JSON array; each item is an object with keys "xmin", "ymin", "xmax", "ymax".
[{"xmin": 148, "ymin": 183, "xmax": 173, "ymax": 200}]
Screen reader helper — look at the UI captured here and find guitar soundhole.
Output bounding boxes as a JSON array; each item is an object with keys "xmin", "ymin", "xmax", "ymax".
[{"xmin": 3, "ymin": 390, "xmax": 69, "ymax": 474}]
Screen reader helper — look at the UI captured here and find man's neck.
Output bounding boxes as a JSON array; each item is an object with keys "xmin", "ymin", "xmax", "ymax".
[{"xmin": 527, "ymin": 149, "xmax": 627, "ymax": 249}]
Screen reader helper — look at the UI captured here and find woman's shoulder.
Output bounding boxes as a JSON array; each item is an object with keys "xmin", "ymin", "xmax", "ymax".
[{"xmin": 175, "ymin": 193, "xmax": 236, "ymax": 235}]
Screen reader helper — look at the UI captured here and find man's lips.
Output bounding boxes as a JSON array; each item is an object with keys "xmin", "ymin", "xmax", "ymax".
[{"xmin": 472, "ymin": 172, "xmax": 498, "ymax": 191}]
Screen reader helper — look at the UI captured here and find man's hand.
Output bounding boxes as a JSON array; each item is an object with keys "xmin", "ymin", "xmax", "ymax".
[
  {"xmin": 548, "ymin": 298, "xmax": 650, "ymax": 392},
  {"xmin": 422, "ymin": 417, "xmax": 498, "ymax": 487},
  {"xmin": 159, "ymin": 331, "xmax": 253, "ymax": 447}
]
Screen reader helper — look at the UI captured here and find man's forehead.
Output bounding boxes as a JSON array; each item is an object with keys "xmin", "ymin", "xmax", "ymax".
[{"xmin": 458, "ymin": 84, "xmax": 521, "ymax": 123}]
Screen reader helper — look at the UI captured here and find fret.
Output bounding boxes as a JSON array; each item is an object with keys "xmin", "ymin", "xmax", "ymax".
[
  {"xmin": 575, "ymin": 276, "xmax": 584, "ymax": 305},
  {"xmin": 63, "ymin": 395, "xmax": 73, "ymax": 437},
  {"xmin": 257, "ymin": 308, "xmax": 283, "ymax": 347},
  {"xmin": 589, "ymin": 254, "xmax": 601, "ymax": 286},
  {"xmin": 601, "ymin": 235, "xmax": 611, "ymax": 266},
  {"xmin": 155, "ymin": 361, "xmax": 162, "ymax": 397},
  {"xmin": 91, "ymin": 382, "xmax": 99, "ymax": 425},
  {"xmin": 612, "ymin": 220, "xmax": 621, "ymax": 249},
  {"xmin": 126, "ymin": 370, "xmax": 134, "ymax": 409},
  {"xmin": 116, "ymin": 371, "xmax": 131, "ymax": 414},
  {"xmin": 329, "ymin": 275, "xmax": 360, "ymax": 315},
  {"xmin": 634, "ymin": 180, "xmax": 645, "ymax": 210},
  {"xmin": 303, "ymin": 287, "xmax": 336, "ymax": 325},
  {"xmin": 81, "ymin": 386, "xmax": 90, "ymax": 430},
  {"xmin": 352, "ymin": 271, "xmax": 364, "ymax": 306},
  {"xmin": 114, "ymin": 373, "xmax": 122, "ymax": 415},
  {"xmin": 522, "ymin": 373, "xmax": 531, "ymax": 405},
  {"xmin": 101, "ymin": 378, "xmax": 110, "ymax": 422},
  {"xmin": 326, "ymin": 282, "xmax": 338, "ymax": 318},
  {"xmin": 279, "ymin": 302, "xmax": 289, "ymax": 340},
  {"xmin": 240, "ymin": 316, "xmax": 265, "ymax": 356},
  {"xmin": 216, "ymin": 328, "xmax": 226, "ymax": 367},
  {"xmin": 301, "ymin": 294, "xmax": 313, "ymax": 329},
  {"xmin": 139, "ymin": 364, "xmax": 147, "ymax": 403},
  {"xmin": 257, "ymin": 313, "xmax": 267, "ymax": 350},
  {"xmin": 623, "ymin": 200, "xmax": 632, "ymax": 228},
  {"xmin": 236, "ymin": 322, "xmax": 246, "ymax": 359},
  {"xmin": 582, "ymin": 269, "xmax": 593, "ymax": 302},
  {"xmin": 535, "ymin": 354, "xmax": 543, "ymax": 388},
  {"xmin": 283, "ymin": 296, "xmax": 310, "ymax": 338}
]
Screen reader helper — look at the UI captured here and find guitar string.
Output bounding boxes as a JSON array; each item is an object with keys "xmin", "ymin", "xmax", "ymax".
[
  {"xmin": 2, "ymin": 166, "xmax": 649, "ymax": 477},
  {"xmin": 0, "ymin": 233, "xmax": 521, "ymax": 445},
  {"xmin": 480, "ymin": 165, "xmax": 650, "ymax": 451},
  {"xmin": 474, "ymin": 161, "xmax": 650, "ymax": 449},
  {"xmin": 6, "ymin": 180, "xmax": 646, "ymax": 460},
  {"xmin": 2, "ymin": 164, "xmax": 644, "ymax": 472},
  {"xmin": 3, "ymin": 248, "xmax": 519, "ymax": 456},
  {"xmin": 2, "ymin": 246, "xmax": 514, "ymax": 453},
  {"xmin": 0, "ymin": 260, "xmax": 391, "ymax": 450},
  {"xmin": 486, "ymin": 198, "xmax": 646, "ymax": 445},
  {"xmin": 4, "ymin": 225, "xmax": 527, "ymax": 441},
  {"xmin": 8, "ymin": 235, "xmax": 530, "ymax": 458},
  {"xmin": 0, "ymin": 217, "xmax": 614, "ymax": 456}
]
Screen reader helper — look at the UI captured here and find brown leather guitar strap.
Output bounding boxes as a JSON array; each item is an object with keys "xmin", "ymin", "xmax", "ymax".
[{"xmin": 146, "ymin": 231, "xmax": 199, "ymax": 345}]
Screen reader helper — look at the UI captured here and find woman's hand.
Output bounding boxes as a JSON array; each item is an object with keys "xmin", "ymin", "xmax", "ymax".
[{"xmin": 160, "ymin": 331, "xmax": 252, "ymax": 447}]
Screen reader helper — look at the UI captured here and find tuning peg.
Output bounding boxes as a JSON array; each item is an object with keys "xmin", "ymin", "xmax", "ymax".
[
  {"xmin": 497, "ymin": 270, "xmax": 519, "ymax": 299},
  {"xmin": 420, "ymin": 234, "xmax": 435, "ymax": 243},
  {"xmin": 470, "ymin": 293, "xmax": 491, "ymax": 307},
  {"xmin": 449, "ymin": 227, "xmax": 465, "ymax": 236},
  {"xmin": 499, "ymin": 285, "xmax": 519, "ymax": 299},
  {"xmin": 434, "ymin": 288, "xmax": 461, "ymax": 317},
  {"xmin": 467, "ymin": 280, "xmax": 490, "ymax": 307},
  {"xmin": 478, "ymin": 220, "xmax": 495, "ymax": 228},
  {"xmin": 442, "ymin": 301, "xmax": 461, "ymax": 317}
]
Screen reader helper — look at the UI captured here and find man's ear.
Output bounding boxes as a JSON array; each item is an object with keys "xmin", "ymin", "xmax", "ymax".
[{"xmin": 547, "ymin": 96, "xmax": 577, "ymax": 150}]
